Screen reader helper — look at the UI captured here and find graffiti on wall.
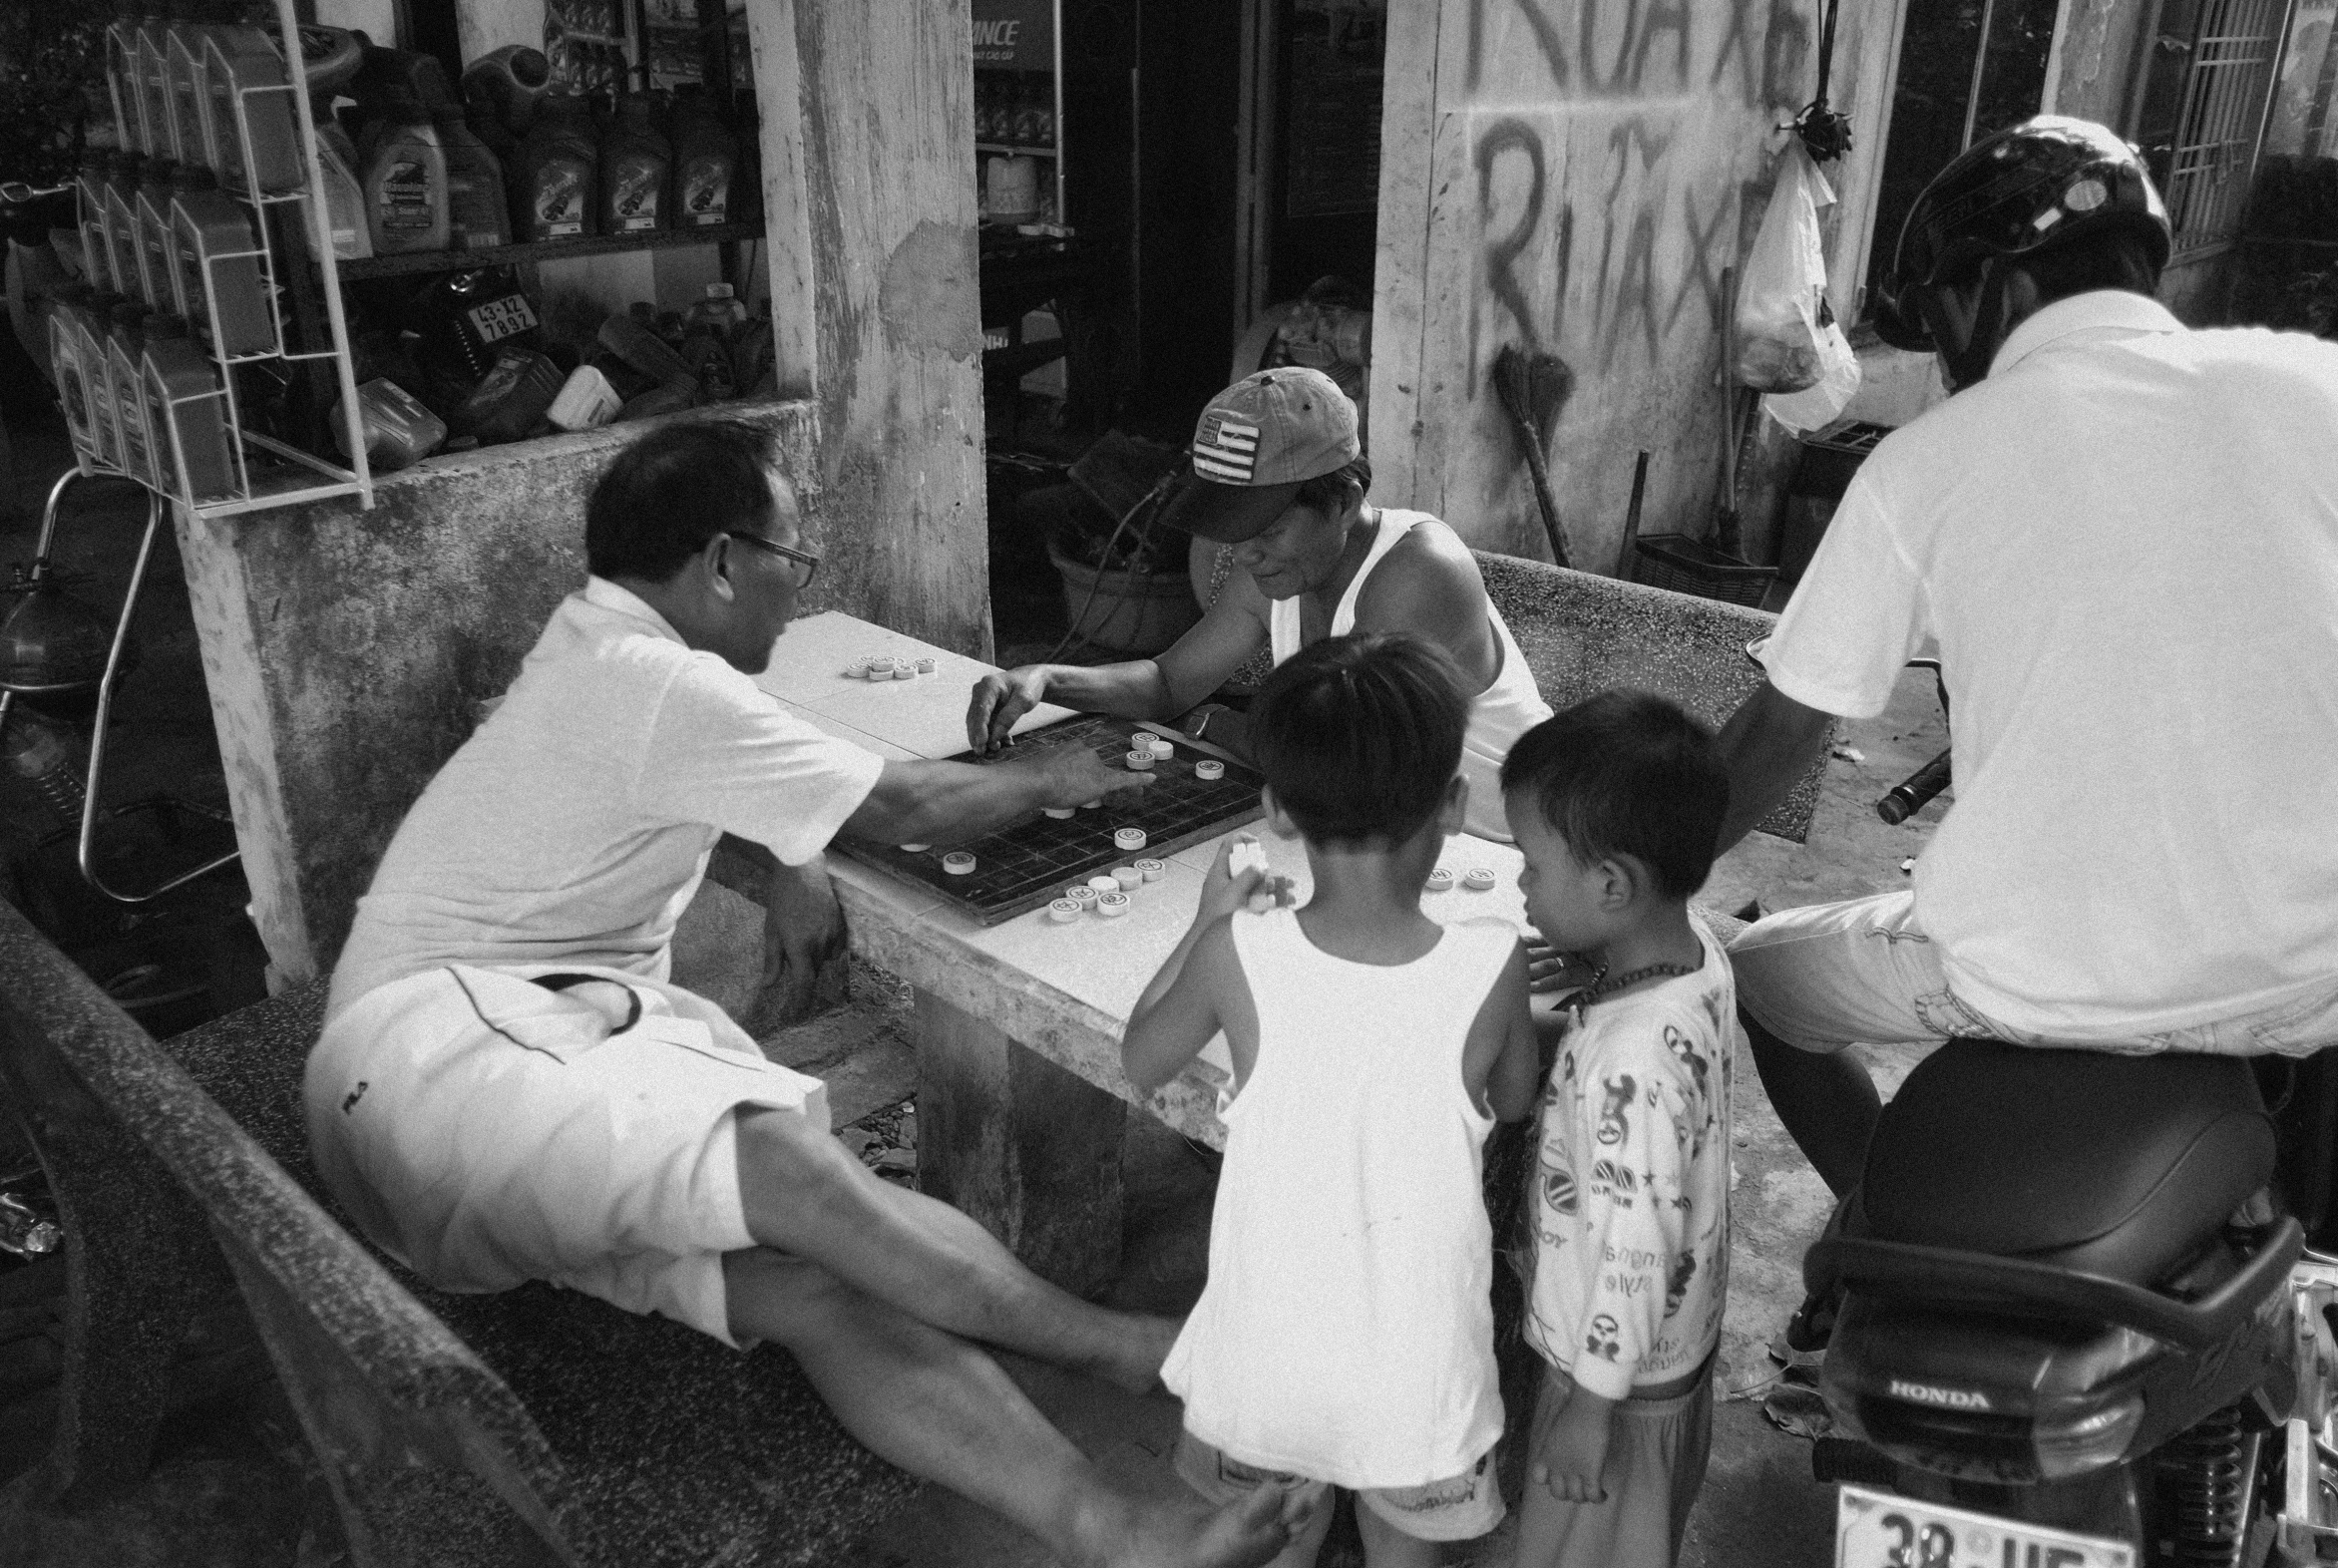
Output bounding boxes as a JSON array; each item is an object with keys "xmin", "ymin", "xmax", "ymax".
[{"xmin": 1451, "ymin": 0, "xmax": 1812, "ymax": 380}]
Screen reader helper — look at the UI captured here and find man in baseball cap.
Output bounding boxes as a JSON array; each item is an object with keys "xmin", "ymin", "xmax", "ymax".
[{"xmin": 968, "ymin": 368, "xmax": 1551, "ymax": 841}]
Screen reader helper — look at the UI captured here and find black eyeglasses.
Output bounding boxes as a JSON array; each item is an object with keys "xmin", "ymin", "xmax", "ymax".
[{"xmin": 725, "ymin": 531, "xmax": 821, "ymax": 588}]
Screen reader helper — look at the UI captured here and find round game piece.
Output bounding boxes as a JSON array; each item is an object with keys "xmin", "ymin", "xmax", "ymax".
[
  {"xmin": 1086, "ymin": 874, "xmax": 1121, "ymax": 895},
  {"xmin": 942, "ymin": 852, "xmax": 977, "ymax": 876},
  {"xmin": 915, "ymin": 657, "xmax": 937, "ymax": 673},
  {"xmin": 1047, "ymin": 899, "xmax": 1081, "ymax": 924},
  {"xmin": 1111, "ymin": 865, "xmax": 1143, "ymax": 890},
  {"xmin": 892, "ymin": 663, "xmax": 917, "ymax": 680},
  {"xmin": 1096, "ymin": 891, "xmax": 1130, "ymax": 918},
  {"xmin": 1194, "ymin": 759, "xmax": 1225, "ymax": 781},
  {"xmin": 866, "ymin": 657, "xmax": 895, "ymax": 677},
  {"xmin": 1426, "ymin": 867, "xmax": 1454, "ymax": 893},
  {"xmin": 1067, "ymin": 884, "xmax": 1099, "ymax": 906},
  {"xmin": 1134, "ymin": 858, "xmax": 1165, "ymax": 883},
  {"xmin": 1462, "ymin": 867, "xmax": 1497, "ymax": 892},
  {"xmin": 899, "ymin": 843, "xmax": 932, "ymax": 853},
  {"xmin": 1042, "ymin": 806, "xmax": 1076, "ymax": 820},
  {"xmin": 1115, "ymin": 827, "xmax": 1148, "ymax": 852},
  {"xmin": 1147, "ymin": 736, "xmax": 1174, "ymax": 759},
  {"xmin": 1080, "ymin": 800, "xmax": 1101, "ymax": 810},
  {"xmin": 1124, "ymin": 750, "xmax": 1156, "ymax": 771}
]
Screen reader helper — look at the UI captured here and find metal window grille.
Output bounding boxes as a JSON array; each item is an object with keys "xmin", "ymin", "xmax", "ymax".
[{"xmin": 2163, "ymin": 0, "xmax": 2293, "ymax": 253}]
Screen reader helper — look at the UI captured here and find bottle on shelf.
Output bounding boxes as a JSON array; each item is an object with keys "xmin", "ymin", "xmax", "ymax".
[
  {"xmin": 142, "ymin": 314, "xmax": 239, "ymax": 502},
  {"xmin": 454, "ymin": 343, "xmax": 564, "ymax": 444},
  {"xmin": 76, "ymin": 296, "xmax": 127, "ymax": 472},
  {"xmin": 103, "ymin": 154, "xmax": 150, "ymax": 305},
  {"xmin": 667, "ymin": 86, "xmax": 737, "ymax": 229},
  {"xmin": 546, "ymin": 364, "xmax": 621, "ymax": 430},
  {"xmin": 136, "ymin": 157, "xmax": 184, "ymax": 313},
  {"xmin": 599, "ymin": 93, "xmax": 670, "ymax": 236},
  {"xmin": 2, "ymin": 708, "xmax": 89, "ymax": 829},
  {"xmin": 678, "ymin": 322, "xmax": 735, "ymax": 401},
  {"xmin": 332, "ymin": 378, "xmax": 447, "ymax": 472},
  {"xmin": 683, "ymin": 280, "xmax": 746, "ymax": 334},
  {"xmin": 171, "ymin": 164, "xmax": 273, "ymax": 357},
  {"xmin": 166, "ymin": 7, "xmax": 227, "ymax": 176},
  {"xmin": 136, "ymin": 10, "xmax": 179, "ymax": 162},
  {"xmin": 107, "ymin": 11, "xmax": 150, "ymax": 156},
  {"xmin": 76, "ymin": 152, "xmax": 119, "ymax": 295},
  {"xmin": 361, "ymin": 93, "xmax": 451, "ymax": 254},
  {"xmin": 202, "ymin": 23, "xmax": 306, "ymax": 196},
  {"xmin": 107, "ymin": 303, "xmax": 159, "ymax": 489},
  {"xmin": 511, "ymin": 91, "xmax": 598, "ymax": 242},
  {"xmin": 434, "ymin": 107, "xmax": 511, "ymax": 250},
  {"xmin": 311, "ymin": 115, "xmax": 372, "ymax": 261},
  {"xmin": 47, "ymin": 285, "xmax": 101, "ymax": 462},
  {"xmin": 460, "ymin": 46, "xmax": 550, "ymax": 148}
]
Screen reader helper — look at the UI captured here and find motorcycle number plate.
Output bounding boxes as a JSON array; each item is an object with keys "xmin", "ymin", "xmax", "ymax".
[{"xmin": 1835, "ymin": 1485, "xmax": 2136, "ymax": 1568}]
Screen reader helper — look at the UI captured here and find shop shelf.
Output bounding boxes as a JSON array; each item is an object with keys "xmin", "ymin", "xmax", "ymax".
[{"xmin": 337, "ymin": 222, "xmax": 762, "ymax": 280}]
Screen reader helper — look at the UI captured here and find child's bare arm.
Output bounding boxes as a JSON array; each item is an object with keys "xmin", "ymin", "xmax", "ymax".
[
  {"xmin": 1464, "ymin": 940, "xmax": 1541, "ymax": 1120},
  {"xmin": 1529, "ymin": 1370, "xmax": 1617, "ymax": 1503},
  {"xmin": 1122, "ymin": 918, "xmax": 1236, "ymax": 1093}
]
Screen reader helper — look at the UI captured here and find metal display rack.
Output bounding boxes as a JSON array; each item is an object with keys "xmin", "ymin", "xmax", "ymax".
[{"xmin": 62, "ymin": 0, "xmax": 373, "ymax": 520}]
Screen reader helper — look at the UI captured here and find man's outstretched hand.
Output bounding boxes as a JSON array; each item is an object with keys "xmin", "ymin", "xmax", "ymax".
[
  {"xmin": 1004, "ymin": 742, "xmax": 1153, "ymax": 811},
  {"xmin": 967, "ymin": 666, "xmax": 1052, "ymax": 753}
]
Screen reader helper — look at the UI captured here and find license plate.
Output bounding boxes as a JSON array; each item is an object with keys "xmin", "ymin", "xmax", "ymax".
[
  {"xmin": 466, "ymin": 294, "xmax": 540, "ymax": 345},
  {"xmin": 1836, "ymin": 1485, "xmax": 2135, "ymax": 1568}
]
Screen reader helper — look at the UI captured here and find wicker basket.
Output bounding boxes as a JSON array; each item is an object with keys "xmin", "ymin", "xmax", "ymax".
[{"xmin": 1630, "ymin": 535, "xmax": 1778, "ymax": 608}]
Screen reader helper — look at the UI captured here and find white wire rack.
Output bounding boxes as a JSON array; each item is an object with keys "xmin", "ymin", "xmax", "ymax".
[{"xmin": 62, "ymin": 0, "xmax": 372, "ymax": 520}]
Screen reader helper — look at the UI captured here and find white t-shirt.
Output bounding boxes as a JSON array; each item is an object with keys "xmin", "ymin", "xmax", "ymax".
[
  {"xmin": 329, "ymin": 579, "xmax": 885, "ymax": 1017},
  {"xmin": 1761, "ymin": 291, "xmax": 2338, "ymax": 1040}
]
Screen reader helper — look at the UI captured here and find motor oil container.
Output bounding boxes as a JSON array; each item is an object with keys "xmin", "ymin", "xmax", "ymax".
[
  {"xmin": 166, "ymin": 20, "xmax": 220, "ymax": 174},
  {"xmin": 461, "ymin": 47, "xmax": 549, "ymax": 141},
  {"xmin": 598, "ymin": 95, "xmax": 669, "ymax": 236},
  {"xmin": 595, "ymin": 307, "xmax": 691, "ymax": 383},
  {"xmin": 678, "ymin": 326, "xmax": 735, "ymax": 401},
  {"xmin": 310, "ymin": 118, "xmax": 371, "ymax": 260},
  {"xmin": 331, "ymin": 378, "xmax": 446, "ymax": 472},
  {"xmin": 107, "ymin": 16, "xmax": 150, "ymax": 155},
  {"xmin": 77, "ymin": 154, "xmax": 119, "ymax": 294},
  {"xmin": 143, "ymin": 317, "xmax": 237, "ymax": 502},
  {"xmin": 46, "ymin": 287, "xmax": 100, "ymax": 462},
  {"xmin": 361, "ymin": 97, "xmax": 450, "ymax": 254},
  {"xmin": 666, "ymin": 88, "xmax": 738, "ymax": 229},
  {"xmin": 136, "ymin": 14, "xmax": 178, "ymax": 161},
  {"xmin": 172, "ymin": 165, "xmax": 272, "ymax": 357},
  {"xmin": 434, "ymin": 109, "xmax": 510, "ymax": 250},
  {"xmin": 75, "ymin": 299, "xmax": 125, "ymax": 471},
  {"xmin": 136, "ymin": 158, "xmax": 184, "ymax": 313},
  {"xmin": 203, "ymin": 26, "xmax": 305, "ymax": 196},
  {"xmin": 107, "ymin": 308, "xmax": 158, "ymax": 488},
  {"xmin": 682, "ymin": 280, "xmax": 746, "ymax": 334},
  {"xmin": 453, "ymin": 344, "xmax": 563, "ymax": 443},
  {"xmin": 614, "ymin": 373, "xmax": 699, "ymax": 423},
  {"xmin": 511, "ymin": 92, "xmax": 597, "ymax": 242},
  {"xmin": 547, "ymin": 364, "xmax": 620, "ymax": 431},
  {"xmin": 104, "ymin": 155, "xmax": 150, "ymax": 306},
  {"xmin": 414, "ymin": 265, "xmax": 540, "ymax": 385}
]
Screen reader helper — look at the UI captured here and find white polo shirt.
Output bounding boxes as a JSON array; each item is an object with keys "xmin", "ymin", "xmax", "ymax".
[
  {"xmin": 329, "ymin": 579, "xmax": 885, "ymax": 1018},
  {"xmin": 1760, "ymin": 291, "xmax": 2338, "ymax": 1040}
]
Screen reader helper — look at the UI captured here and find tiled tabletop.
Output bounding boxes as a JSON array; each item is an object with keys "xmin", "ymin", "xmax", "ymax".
[{"xmin": 759, "ymin": 612, "xmax": 1538, "ymax": 1133}]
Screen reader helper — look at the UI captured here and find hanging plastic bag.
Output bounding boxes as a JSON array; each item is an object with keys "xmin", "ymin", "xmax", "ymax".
[{"xmin": 1735, "ymin": 141, "xmax": 1858, "ymax": 403}]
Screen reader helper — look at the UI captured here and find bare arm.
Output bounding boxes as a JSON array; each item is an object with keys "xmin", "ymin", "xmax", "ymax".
[
  {"xmin": 843, "ymin": 746, "xmax": 1149, "ymax": 845},
  {"xmin": 966, "ymin": 586, "xmax": 1272, "ymax": 751},
  {"xmin": 1465, "ymin": 940, "xmax": 1543, "ymax": 1121},
  {"xmin": 1713, "ymin": 679, "xmax": 1836, "ymax": 853},
  {"xmin": 1122, "ymin": 835, "xmax": 1284, "ymax": 1093},
  {"xmin": 1349, "ymin": 522, "xmax": 1503, "ymax": 694}
]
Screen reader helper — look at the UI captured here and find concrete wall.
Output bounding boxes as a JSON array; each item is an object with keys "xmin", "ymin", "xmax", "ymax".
[
  {"xmin": 178, "ymin": 404, "xmax": 819, "ymax": 981},
  {"xmin": 1368, "ymin": 0, "xmax": 1897, "ymax": 576}
]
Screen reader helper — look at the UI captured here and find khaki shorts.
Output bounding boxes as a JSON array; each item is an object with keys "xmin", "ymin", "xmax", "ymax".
[
  {"xmin": 1513, "ymin": 1358, "xmax": 1713, "ymax": 1568},
  {"xmin": 305, "ymin": 964, "xmax": 827, "ymax": 1349},
  {"xmin": 1173, "ymin": 1429, "xmax": 1505, "ymax": 1544},
  {"xmin": 1729, "ymin": 891, "xmax": 2338, "ymax": 1059}
]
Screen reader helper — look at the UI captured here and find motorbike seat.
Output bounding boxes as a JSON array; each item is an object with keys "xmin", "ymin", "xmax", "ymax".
[{"xmin": 1858, "ymin": 1038, "xmax": 2273, "ymax": 1287}]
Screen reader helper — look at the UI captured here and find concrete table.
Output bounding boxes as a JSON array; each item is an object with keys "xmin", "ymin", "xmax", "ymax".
[{"xmin": 753, "ymin": 612, "xmax": 1537, "ymax": 1293}]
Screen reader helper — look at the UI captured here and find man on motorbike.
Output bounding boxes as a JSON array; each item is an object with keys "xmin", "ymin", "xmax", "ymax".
[{"xmin": 1711, "ymin": 116, "xmax": 2338, "ymax": 1202}]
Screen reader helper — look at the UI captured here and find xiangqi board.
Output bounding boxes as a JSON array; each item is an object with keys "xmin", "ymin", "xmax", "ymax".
[{"xmin": 835, "ymin": 715, "xmax": 1265, "ymax": 924}]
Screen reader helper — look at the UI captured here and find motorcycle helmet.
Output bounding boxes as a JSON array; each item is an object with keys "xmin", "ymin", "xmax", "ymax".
[{"xmin": 1873, "ymin": 116, "xmax": 2171, "ymax": 353}]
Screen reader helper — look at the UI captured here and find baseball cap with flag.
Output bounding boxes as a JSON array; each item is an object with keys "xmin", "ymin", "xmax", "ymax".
[{"xmin": 1158, "ymin": 367, "xmax": 1362, "ymax": 544}]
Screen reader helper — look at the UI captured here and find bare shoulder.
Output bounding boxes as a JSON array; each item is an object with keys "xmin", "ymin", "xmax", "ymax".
[{"xmin": 1354, "ymin": 513, "xmax": 1490, "ymax": 618}]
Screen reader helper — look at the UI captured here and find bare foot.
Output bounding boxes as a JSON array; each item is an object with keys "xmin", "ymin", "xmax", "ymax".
[
  {"xmin": 1077, "ymin": 1484, "xmax": 1297, "ymax": 1568},
  {"xmin": 1092, "ymin": 1312, "xmax": 1183, "ymax": 1395}
]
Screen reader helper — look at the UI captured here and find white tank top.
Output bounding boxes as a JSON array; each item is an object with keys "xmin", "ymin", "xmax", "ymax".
[
  {"xmin": 1160, "ymin": 909, "xmax": 1515, "ymax": 1486},
  {"xmin": 1267, "ymin": 509, "xmax": 1552, "ymax": 841}
]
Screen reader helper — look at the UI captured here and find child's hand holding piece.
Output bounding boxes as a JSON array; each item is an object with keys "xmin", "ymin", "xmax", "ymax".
[
  {"xmin": 1529, "ymin": 1372, "xmax": 1616, "ymax": 1503},
  {"xmin": 1202, "ymin": 835, "xmax": 1297, "ymax": 925}
]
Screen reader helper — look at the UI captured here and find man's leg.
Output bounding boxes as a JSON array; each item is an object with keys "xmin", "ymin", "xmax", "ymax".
[
  {"xmin": 734, "ymin": 1106, "xmax": 1171, "ymax": 1391},
  {"xmin": 1743, "ymin": 1010, "xmax": 1879, "ymax": 1198},
  {"xmin": 725, "ymin": 1249, "xmax": 1297, "ymax": 1568}
]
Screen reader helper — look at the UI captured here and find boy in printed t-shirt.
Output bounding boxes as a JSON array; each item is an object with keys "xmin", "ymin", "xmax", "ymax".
[
  {"xmin": 1501, "ymin": 691, "xmax": 1738, "ymax": 1568},
  {"xmin": 1122, "ymin": 631, "xmax": 1542, "ymax": 1567}
]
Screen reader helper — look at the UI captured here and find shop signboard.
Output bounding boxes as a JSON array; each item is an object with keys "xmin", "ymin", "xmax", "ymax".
[{"xmin": 972, "ymin": 0, "xmax": 1054, "ymax": 71}]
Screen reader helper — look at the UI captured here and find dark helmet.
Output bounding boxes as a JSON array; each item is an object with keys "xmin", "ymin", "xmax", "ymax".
[{"xmin": 1873, "ymin": 116, "xmax": 2171, "ymax": 352}]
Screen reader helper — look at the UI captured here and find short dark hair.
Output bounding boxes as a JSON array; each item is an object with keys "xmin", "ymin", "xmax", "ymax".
[
  {"xmin": 2010, "ymin": 223, "xmax": 2164, "ymax": 303},
  {"xmin": 1500, "ymin": 690, "xmax": 1730, "ymax": 900},
  {"xmin": 1249, "ymin": 631, "xmax": 1468, "ymax": 847},
  {"xmin": 1293, "ymin": 456, "xmax": 1371, "ymax": 518},
  {"xmin": 584, "ymin": 420, "xmax": 792, "ymax": 583}
]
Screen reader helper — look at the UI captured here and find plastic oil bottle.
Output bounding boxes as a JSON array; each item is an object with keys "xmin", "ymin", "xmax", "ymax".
[
  {"xmin": 136, "ymin": 11, "xmax": 179, "ymax": 161},
  {"xmin": 75, "ymin": 296, "xmax": 126, "ymax": 472},
  {"xmin": 142, "ymin": 314, "xmax": 237, "ymax": 502},
  {"xmin": 166, "ymin": 10, "xmax": 223, "ymax": 175},
  {"xmin": 202, "ymin": 24, "xmax": 305, "ymax": 196},
  {"xmin": 136, "ymin": 157, "xmax": 184, "ymax": 314},
  {"xmin": 46, "ymin": 285, "xmax": 100, "ymax": 462},
  {"xmin": 104, "ymin": 154, "xmax": 150, "ymax": 306},
  {"xmin": 511, "ymin": 91, "xmax": 597, "ymax": 242},
  {"xmin": 362, "ymin": 93, "xmax": 450, "ymax": 255},
  {"xmin": 76, "ymin": 153, "xmax": 119, "ymax": 295},
  {"xmin": 434, "ymin": 106, "xmax": 510, "ymax": 249},
  {"xmin": 172, "ymin": 164, "xmax": 272, "ymax": 357},
  {"xmin": 667, "ymin": 87, "xmax": 737, "ymax": 230},
  {"xmin": 107, "ymin": 11, "xmax": 150, "ymax": 155},
  {"xmin": 107, "ymin": 304, "xmax": 158, "ymax": 489},
  {"xmin": 598, "ymin": 93, "xmax": 669, "ymax": 236}
]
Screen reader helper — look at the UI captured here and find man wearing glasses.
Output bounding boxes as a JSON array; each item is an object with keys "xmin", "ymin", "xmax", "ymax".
[{"xmin": 308, "ymin": 420, "xmax": 1300, "ymax": 1568}]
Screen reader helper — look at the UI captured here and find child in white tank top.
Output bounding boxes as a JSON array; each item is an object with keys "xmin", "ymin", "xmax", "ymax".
[{"xmin": 1124, "ymin": 632, "xmax": 1541, "ymax": 1567}]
